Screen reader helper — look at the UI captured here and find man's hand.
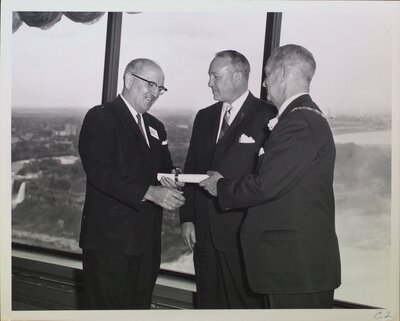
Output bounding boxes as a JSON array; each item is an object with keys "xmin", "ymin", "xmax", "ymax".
[
  {"xmin": 144, "ymin": 185, "xmax": 185, "ymax": 210},
  {"xmin": 160, "ymin": 176, "xmax": 185, "ymax": 190},
  {"xmin": 199, "ymin": 171, "xmax": 223, "ymax": 196},
  {"xmin": 160, "ymin": 168, "xmax": 185, "ymax": 190},
  {"xmin": 181, "ymin": 222, "xmax": 196, "ymax": 251}
]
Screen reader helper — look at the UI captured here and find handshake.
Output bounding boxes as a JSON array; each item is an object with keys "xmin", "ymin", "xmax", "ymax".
[{"xmin": 144, "ymin": 170, "xmax": 224, "ymax": 211}]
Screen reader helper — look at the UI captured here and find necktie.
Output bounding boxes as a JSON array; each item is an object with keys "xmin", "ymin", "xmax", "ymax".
[
  {"xmin": 136, "ymin": 114, "xmax": 146, "ymax": 138},
  {"xmin": 218, "ymin": 104, "xmax": 232, "ymax": 141}
]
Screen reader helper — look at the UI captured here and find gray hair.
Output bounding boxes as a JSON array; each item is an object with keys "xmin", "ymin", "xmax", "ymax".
[
  {"xmin": 268, "ymin": 44, "xmax": 316, "ymax": 83},
  {"xmin": 215, "ymin": 50, "xmax": 251, "ymax": 80}
]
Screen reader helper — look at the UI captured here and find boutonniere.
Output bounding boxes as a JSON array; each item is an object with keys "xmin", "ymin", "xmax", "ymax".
[{"xmin": 267, "ymin": 117, "xmax": 279, "ymax": 131}]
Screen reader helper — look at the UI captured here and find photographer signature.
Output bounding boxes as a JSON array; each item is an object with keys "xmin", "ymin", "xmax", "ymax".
[{"xmin": 375, "ymin": 311, "xmax": 392, "ymax": 320}]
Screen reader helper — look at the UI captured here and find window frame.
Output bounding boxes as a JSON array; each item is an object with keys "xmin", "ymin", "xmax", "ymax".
[{"xmin": 11, "ymin": 9, "xmax": 282, "ymax": 282}]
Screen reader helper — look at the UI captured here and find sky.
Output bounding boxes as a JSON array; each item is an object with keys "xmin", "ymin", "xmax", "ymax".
[{"xmin": 11, "ymin": 3, "xmax": 395, "ymax": 116}]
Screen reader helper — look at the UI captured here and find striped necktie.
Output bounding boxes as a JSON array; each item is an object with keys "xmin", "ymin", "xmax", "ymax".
[{"xmin": 218, "ymin": 104, "xmax": 232, "ymax": 141}]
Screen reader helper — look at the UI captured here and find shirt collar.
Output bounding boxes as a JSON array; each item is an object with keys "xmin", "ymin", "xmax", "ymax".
[
  {"xmin": 120, "ymin": 94, "xmax": 140, "ymax": 120},
  {"xmin": 278, "ymin": 92, "xmax": 308, "ymax": 117},
  {"xmin": 222, "ymin": 90, "xmax": 249, "ymax": 119}
]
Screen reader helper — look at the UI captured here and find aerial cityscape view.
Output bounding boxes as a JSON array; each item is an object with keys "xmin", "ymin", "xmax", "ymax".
[{"xmin": 11, "ymin": 108, "xmax": 391, "ymax": 286}]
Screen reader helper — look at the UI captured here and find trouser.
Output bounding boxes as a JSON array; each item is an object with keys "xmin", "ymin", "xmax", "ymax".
[
  {"xmin": 264, "ymin": 290, "xmax": 335, "ymax": 309},
  {"xmin": 82, "ymin": 235, "xmax": 160, "ymax": 309},
  {"xmin": 193, "ymin": 224, "xmax": 264, "ymax": 309}
]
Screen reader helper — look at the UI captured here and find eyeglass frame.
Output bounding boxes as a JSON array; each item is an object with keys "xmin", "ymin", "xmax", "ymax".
[{"xmin": 130, "ymin": 73, "xmax": 168, "ymax": 95}]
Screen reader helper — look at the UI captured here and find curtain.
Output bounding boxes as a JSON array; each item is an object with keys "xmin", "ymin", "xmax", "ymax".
[{"xmin": 12, "ymin": 12, "xmax": 105, "ymax": 33}]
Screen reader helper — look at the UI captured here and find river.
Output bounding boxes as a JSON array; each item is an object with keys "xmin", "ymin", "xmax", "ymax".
[
  {"xmin": 12, "ymin": 156, "xmax": 79, "ymax": 186},
  {"xmin": 333, "ymin": 129, "xmax": 391, "ymax": 145}
]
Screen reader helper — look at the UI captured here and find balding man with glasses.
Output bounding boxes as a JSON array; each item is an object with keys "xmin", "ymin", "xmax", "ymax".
[{"xmin": 78, "ymin": 58, "xmax": 185, "ymax": 309}]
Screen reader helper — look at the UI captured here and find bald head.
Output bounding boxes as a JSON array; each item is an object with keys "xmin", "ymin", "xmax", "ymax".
[
  {"xmin": 123, "ymin": 58, "xmax": 164, "ymax": 79},
  {"xmin": 122, "ymin": 58, "xmax": 165, "ymax": 114}
]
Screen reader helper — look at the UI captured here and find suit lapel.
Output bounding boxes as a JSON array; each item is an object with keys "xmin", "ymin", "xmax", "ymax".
[
  {"xmin": 216, "ymin": 92, "xmax": 255, "ymax": 145},
  {"xmin": 114, "ymin": 96, "xmax": 153, "ymax": 159},
  {"xmin": 115, "ymin": 97, "xmax": 146, "ymax": 143},
  {"xmin": 257, "ymin": 94, "xmax": 313, "ymax": 172},
  {"xmin": 210, "ymin": 102, "xmax": 223, "ymax": 146},
  {"xmin": 197, "ymin": 103, "xmax": 222, "ymax": 169}
]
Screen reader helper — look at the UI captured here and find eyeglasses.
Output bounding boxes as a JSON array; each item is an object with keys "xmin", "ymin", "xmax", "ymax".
[{"xmin": 131, "ymin": 73, "xmax": 168, "ymax": 95}]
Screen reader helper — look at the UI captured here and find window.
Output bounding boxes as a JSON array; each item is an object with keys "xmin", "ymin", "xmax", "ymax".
[
  {"xmin": 11, "ymin": 11, "xmax": 267, "ymax": 276},
  {"xmin": 118, "ymin": 12, "xmax": 267, "ymax": 274},
  {"xmin": 11, "ymin": 7, "xmax": 393, "ymax": 308},
  {"xmin": 11, "ymin": 13, "xmax": 107, "ymax": 253},
  {"xmin": 280, "ymin": 7, "xmax": 392, "ymax": 307}
]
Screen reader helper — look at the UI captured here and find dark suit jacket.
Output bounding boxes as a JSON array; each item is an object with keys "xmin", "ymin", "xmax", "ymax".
[
  {"xmin": 180, "ymin": 92, "xmax": 277, "ymax": 252},
  {"xmin": 78, "ymin": 96, "xmax": 173, "ymax": 255},
  {"xmin": 218, "ymin": 94, "xmax": 341, "ymax": 294}
]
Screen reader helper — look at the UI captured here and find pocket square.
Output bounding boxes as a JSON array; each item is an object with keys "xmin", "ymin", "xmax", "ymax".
[
  {"xmin": 161, "ymin": 139, "xmax": 168, "ymax": 146},
  {"xmin": 149, "ymin": 126, "xmax": 159, "ymax": 140},
  {"xmin": 238, "ymin": 134, "xmax": 255, "ymax": 143},
  {"xmin": 258, "ymin": 147, "xmax": 265, "ymax": 156}
]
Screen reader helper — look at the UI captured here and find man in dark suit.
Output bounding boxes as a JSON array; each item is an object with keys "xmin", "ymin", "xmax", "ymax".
[
  {"xmin": 201, "ymin": 44, "xmax": 341, "ymax": 308},
  {"xmin": 180, "ymin": 50, "xmax": 277, "ymax": 308},
  {"xmin": 78, "ymin": 58, "xmax": 185, "ymax": 309}
]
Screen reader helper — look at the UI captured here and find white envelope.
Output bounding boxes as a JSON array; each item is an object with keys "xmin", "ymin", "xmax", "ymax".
[
  {"xmin": 149, "ymin": 126, "xmax": 159, "ymax": 140},
  {"xmin": 238, "ymin": 133, "xmax": 255, "ymax": 143},
  {"xmin": 258, "ymin": 147, "xmax": 265, "ymax": 156}
]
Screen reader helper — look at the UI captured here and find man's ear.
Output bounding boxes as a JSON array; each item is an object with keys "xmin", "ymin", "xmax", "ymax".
[
  {"xmin": 124, "ymin": 73, "xmax": 133, "ymax": 89},
  {"xmin": 278, "ymin": 67, "xmax": 287, "ymax": 83},
  {"xmin": 233, "ymin": 71, "xmax": 242, "ymax": 85}
]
